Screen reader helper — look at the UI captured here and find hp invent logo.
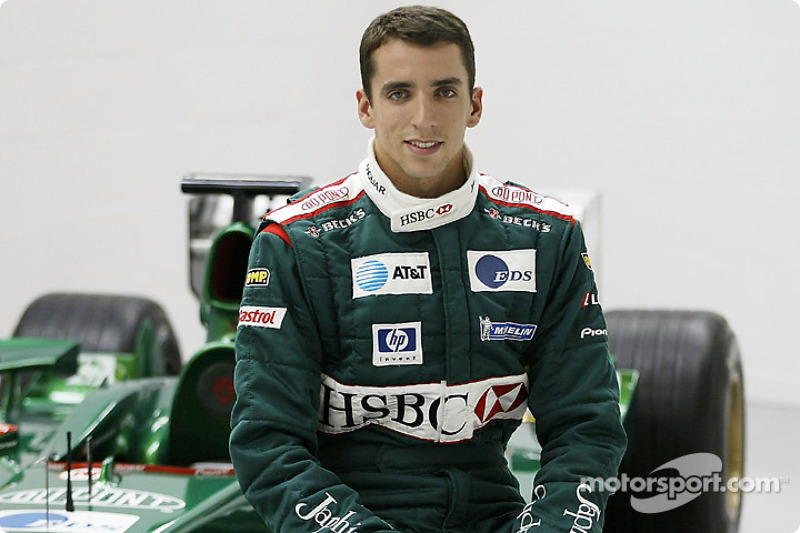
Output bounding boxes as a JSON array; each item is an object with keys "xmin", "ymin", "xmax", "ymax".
[
  {"xmin": 356, "ymin": 259, "xmax": 389, "ymax": 292},
  {"xmin": 383, "ymin": 329, "xmax": 410, "ymax": 352}
]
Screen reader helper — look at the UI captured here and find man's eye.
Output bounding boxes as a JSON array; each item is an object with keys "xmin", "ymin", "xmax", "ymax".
[
  {"xmin": 437, "ymin": 88, "xmax": 457, "ymax": 98},
  {"xmin": 388, "ymin": 91, "xmax": 407, "ymax": 101}
]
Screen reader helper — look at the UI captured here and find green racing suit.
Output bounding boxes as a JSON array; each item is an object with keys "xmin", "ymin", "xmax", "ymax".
[{"xmin": 230, "ymin": 140, "xmax": 627, "ymax": 533}]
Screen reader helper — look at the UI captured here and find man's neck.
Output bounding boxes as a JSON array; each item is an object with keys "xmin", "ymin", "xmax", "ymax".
[{"xmin": 374, "ymin": 148, "xmax": 467, "ymax": 199}]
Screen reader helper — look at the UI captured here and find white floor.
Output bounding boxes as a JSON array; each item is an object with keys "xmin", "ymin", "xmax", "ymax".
[{"xmin": 739, "ymin": 403, "xmax": 800, "ymax": 533}]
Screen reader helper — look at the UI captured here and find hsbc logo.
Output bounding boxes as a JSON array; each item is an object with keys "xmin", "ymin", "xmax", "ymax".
[
  {"xmin": 468, "ymin": 250, "xmax": 537, "ymax": 292},
  {"xmin": 372, "ymin": 322, "xmax": 422, "ymax": 366},
  {"xmin": 318, "ymin": 373, "xmax": 529, "ymax": 443},
  {"xmin": 474, "ymin": 382, "xmax": 528, "ymax": 423},
  {"xmin": 399, "ymin": 203, "xmax": 453, "ymax": 227}
]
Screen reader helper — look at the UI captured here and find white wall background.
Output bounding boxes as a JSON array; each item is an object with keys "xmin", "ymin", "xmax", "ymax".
[{"xmin": 1, "ymin": 0, "xmax": 799, "ymax": 410}]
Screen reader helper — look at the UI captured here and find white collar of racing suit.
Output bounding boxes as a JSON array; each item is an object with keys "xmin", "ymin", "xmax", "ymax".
[{"xmin": 358, "ymin": 137, "xmax": 479, "ymax": 233}]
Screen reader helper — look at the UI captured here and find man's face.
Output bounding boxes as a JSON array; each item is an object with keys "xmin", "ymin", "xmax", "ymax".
[{"xmin": 357, "ymin": 39, "xmax": 483, "ymax": 197}]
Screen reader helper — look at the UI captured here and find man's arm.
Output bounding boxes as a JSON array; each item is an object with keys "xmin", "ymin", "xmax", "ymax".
[
  {"xmin": 230, "ymin": 225, "xmax": 397, "ymax": 533},
  {"xmin": 514, "ymin": 220, "xmax": 627, "ymax": 532}
]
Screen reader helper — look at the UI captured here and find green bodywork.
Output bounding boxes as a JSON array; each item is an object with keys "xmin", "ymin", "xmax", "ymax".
[{"xmin": 0, "ymin": 179, "xmax": 639, "ymax": 532}]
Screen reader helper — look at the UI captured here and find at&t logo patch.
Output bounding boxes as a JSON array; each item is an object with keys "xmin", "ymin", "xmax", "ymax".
[
  {"xmin": 352, "ymin": 253, "xmax": 432, "ymax": 298},
  {"xmin": 467, "ymin": 250, "xmax": 536, "ymax": 292},
  {"xmin": 372, "ymin": 322, "xmax": 422, "ymax": 366}
]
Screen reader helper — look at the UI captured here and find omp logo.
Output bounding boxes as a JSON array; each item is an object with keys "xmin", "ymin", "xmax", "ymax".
[
  {"xmin": 355, "ymin": 260, "xmax": 389, "ymax": 292},
  {"xmin": 468, "ymin": 250, "xmax": 536, "ymax": 292},
  {"xmin": 473, "ymin": 382, "xmax": 527, "ymax": 423},
  {"xmin": 245, "ymin": 268, "xmax": 270, "ymax": 287},
  {"xmin": 352, "ymin": 253, "xmax": 432, "ymax": 298},
  {"xmin": 300, "ymin": 186, "xmax": 349, "ymax": 210},
  {"xmin": 0, "ymin": 510, "xmax": 140, "ymax": 532},
  {"xmin": 372, "ymin": 322, "xmax": 422, "ymax": 366},
  {"xmin": 238, "ymin": 306, "xmax": 287, "ymax": 329}
]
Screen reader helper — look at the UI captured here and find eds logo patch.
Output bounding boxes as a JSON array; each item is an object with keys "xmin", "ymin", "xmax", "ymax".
[{"xmin": 467, "ymin": 250, "xmax": 536, "ymax": 292}]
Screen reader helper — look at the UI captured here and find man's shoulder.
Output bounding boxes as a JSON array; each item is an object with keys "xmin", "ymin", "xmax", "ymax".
[
  {"xmin": 476, "ymin": 173, "xmax": 575, "ymax": 224},
  {"xmin": 264, "ymin": 171, "xmax": 367, "ymax": 226}
]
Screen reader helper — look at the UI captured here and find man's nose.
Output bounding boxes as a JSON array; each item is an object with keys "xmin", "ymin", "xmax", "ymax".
[{"xmin": 411, "ymin": 96, "xmax": 437, "ymax": 130}]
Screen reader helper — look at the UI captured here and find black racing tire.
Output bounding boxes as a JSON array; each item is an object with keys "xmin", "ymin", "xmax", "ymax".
[
  {"xmin": 603, "ymin": 310, "xmax": 744, "ymax": 533},
  {"xmin": 13, "ymin": 293, "xmax": 182, "ymax": 376}
]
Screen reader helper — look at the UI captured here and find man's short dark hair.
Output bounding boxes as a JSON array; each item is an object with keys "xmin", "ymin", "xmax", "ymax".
[{"xmin": 359, "ymin": 5, "xmax": 476, "ymax": 100}]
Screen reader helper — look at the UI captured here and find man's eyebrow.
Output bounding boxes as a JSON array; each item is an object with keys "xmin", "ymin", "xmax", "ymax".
[
  {"xmin": 432, "ymin": 77, "xmax": 463, "ymax": 87},
  {"xmin": 380, "ymin": 78, "xmax": 464, "ymax": 93},
  {"xmin": 381, "ymin": 81, "xmax": 414, "ymax": 93}
]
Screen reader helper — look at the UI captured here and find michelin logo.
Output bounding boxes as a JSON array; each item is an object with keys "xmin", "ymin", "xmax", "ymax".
[
  {"xmin": 480, "ymin": 317, "xmax": 537, "ymax": 341},
  {"xmin": 468, "ymin": 250, "xmax": 536, "ymax": 292},
  {"xmin": 352, "ymin": 253, "xmax": 432, "ymax": 298}
]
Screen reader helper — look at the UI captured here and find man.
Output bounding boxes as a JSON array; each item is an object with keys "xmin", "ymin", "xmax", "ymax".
[{"xmin": 230, "ymin": 6, "xmax": 626, "ymax": 532}]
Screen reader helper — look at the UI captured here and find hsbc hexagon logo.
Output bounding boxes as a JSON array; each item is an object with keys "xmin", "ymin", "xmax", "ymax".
[
  {"xmin": 474, "ymin": 382, "xmax": 528, "ymax": 423},
  {"xmin": 436, "ymin": 203, "xmax": 453, "ymax": 215}
]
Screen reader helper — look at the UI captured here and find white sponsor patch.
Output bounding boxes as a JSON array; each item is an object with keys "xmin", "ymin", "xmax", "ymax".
[
  {"xmin": 467, "ymin": 250, "xmax": 536, "ymax": 292},
  {"xmin": 319, "ymin": 373, "xmax": 529, "ymax": 443},
  {"xmin": 372, "ymin": 322, "xmax": 423, "ymax": 366},
  {"xmin": 0, "ymin": 509, "xmax": 139, "ymax": 532},
  {"xmin": 352, "ymin": 253, "xmax": 432, "ymax": 298},
  {"xmin": 238, "ymin": 306, "xmax": 287, "ymax": 329}
]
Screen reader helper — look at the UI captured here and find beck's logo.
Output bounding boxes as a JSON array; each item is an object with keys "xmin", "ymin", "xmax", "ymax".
[
  {"xmin": 245, "ymin": 268, "xmax": 270, "ymax": 287},
  {"xmin": 352, "ymin": 253, "xmax": 432, "ymax": 299},
  {"xmin": 468, "ymin": 250, "xmax": 536, "ymax": 292},
  {"xmin": 372, "ymin": 322, "xmax": 422, "ymax": 366}
]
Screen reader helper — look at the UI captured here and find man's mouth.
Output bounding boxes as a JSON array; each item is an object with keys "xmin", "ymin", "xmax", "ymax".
[
  {"xmin": 405, "ymin": 140, "xmax": 442, "ymax": 154},
  {"xmin": 408, "ymin": 140, "xmax": 439, "ymax": 149}
]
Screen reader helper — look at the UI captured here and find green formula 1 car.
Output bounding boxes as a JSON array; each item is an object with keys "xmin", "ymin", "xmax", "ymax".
[{"xmin": 0, "ymin": 176, "xmax": 744, "ymax": 533}]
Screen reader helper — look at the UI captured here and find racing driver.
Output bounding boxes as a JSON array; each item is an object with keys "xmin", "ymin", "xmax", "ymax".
[{"xmin": 230, "ymin": 5, "xmax": 627, "ymax": 532}]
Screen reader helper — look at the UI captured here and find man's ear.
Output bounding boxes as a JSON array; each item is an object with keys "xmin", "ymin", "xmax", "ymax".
[
  {"xmin": 356, "ymin": 89, "xmax": 374, "ymax": 129},
  {"xmin": 467, "ymin": 87, "xmax": 483, "ymax": 128}
]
